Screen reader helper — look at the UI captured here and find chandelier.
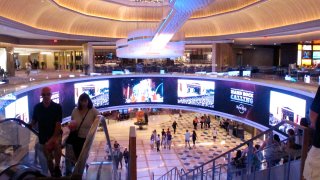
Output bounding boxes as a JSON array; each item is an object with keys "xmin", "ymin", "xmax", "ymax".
[{"xmin": 117, "ymin": 0, "xmax": 212, "ymax": 59}]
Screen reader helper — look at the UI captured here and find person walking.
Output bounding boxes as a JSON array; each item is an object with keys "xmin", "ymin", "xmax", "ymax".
[
  {"xmin": 123, "ymin": 148, "xmax": 129, "ymax": 167},
  {"xmin": 172, "ymin": 121, "xmax": 178, "ymax": 134},
  {"xmin": 193, "ymin": 117, "xmax": 198, "ymax": 130},
  {"xmin": 200, "ymin": 116, "xmax": 204, "ymax": 129},
  {"xmin": 167, "ymin": 132, "xmax": 172, "ymax": 150},
  {"xmin": 212, "ymin": 127, "xmax": 218, "ymax": 141},
  {"xmin": 118, "ymin": 151, "xmax": 123, "ymax": 169},
  {"xmin": 192, "ymin": 130, "xmax": 197, "ymax": 148},
  {"xmin": 156, "ymin": 134, "xmax": 161, "ymax": 152},
  {"xmin": 150, "ymin": 133, "xmax": 155, "ymax": 149},
  {"xmin": 185, "ymin": 130, "xmax": 191, "ymax": 149},
  {"xmin": 161, "ymin": 129, "xmax": 166, "ymax": 146},
  {"xmin": 162, "ymin": 131, "xmax": 167, "ymax": 149},
  {"xmin": 206, "ymin": 115, "xmax": 211, "ymax": 128}
]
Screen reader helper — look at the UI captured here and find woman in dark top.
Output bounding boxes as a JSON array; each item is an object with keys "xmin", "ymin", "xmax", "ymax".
[{"xmin": 192, "ymin": 130, "xmax": 197, "ymax": 147}]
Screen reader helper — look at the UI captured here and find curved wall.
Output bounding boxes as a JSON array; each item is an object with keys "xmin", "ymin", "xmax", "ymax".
[{"xmin": 0, "ymin": 75, "xmax": 315, "ymax": 131}]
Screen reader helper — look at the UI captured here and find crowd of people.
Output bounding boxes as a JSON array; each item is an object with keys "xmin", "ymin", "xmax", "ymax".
[
  {"xmin": 150, "ymin": 128, "xmax": 173, "ymax": 152},
  {"xmin": 177, "ymin": 95, "xmax": 215, "ymax": 108},
  {"xmin": 148, "ymin": 114, "xmax": 220, "ymax": 152}
]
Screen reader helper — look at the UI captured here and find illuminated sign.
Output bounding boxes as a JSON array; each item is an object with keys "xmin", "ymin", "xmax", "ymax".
[{"xmin": 230, "ymin": 88, "xmax": 254, "ymax": 106}]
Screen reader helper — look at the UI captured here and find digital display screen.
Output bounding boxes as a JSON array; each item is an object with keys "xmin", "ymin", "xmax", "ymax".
[
  {"xmin": 242, "ymin": 71, "xmax": 251, "ymax": 77},
  {"xmin": 123, "ymin": 78, "xmax": 164, "ymax": 103},
  {"xmin": 313, "ymin": 51, "xmax": 320, "ymax": 60},
  {"xmin": 5, "ymin": 96, "xmax": 29, "ymax": 123},
  {"xmin": 269, "ymin": 91, "xmax": 306, "ymax": 133},
  {"xmin": 177, "ymin": 79, "xmax": 215, "ymax": 108},
  {"xmin": 228, "ymin": 71, "xmax": 240, "ymax": 76},
  {"xmin": 74, "ymin": 80, "xmax": 109, "ymax": 108},
  {"xmin": 302, "ymin": 51, "xmax": 312, "ymax": 59},
  {"xmin": 214, "ymin": 81, "xmax": 270, "ymax": 124}
]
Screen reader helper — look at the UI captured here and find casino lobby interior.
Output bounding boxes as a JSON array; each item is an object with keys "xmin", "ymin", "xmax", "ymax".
[{"xmin": 0, "ymin": 0, "xmax": 319, "ymax": 179}]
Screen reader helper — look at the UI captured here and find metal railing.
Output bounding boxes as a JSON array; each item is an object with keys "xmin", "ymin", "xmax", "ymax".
[{"xmin": 155, "ymin": 120, "xmax": 310, "ymax": 180}]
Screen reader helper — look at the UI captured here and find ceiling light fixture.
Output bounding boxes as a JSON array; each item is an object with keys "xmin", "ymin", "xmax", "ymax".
[{"xmin": 116, "ymin": 0, "xmax": 212, "ymax": 59}]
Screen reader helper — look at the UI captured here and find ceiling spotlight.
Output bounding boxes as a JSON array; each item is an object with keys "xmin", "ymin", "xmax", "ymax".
[{"xmin": 274, "ymin": 43, "xmax": 277, "ymax": 45}]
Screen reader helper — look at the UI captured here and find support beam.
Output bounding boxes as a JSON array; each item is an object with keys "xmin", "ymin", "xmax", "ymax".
[
  {"xmin": 82, "ymin": 43, "xmax": 94, "ymax": 74},
  {"xmin": 129, "ymin": 126, "xmax": 137, "ymax": 180}
]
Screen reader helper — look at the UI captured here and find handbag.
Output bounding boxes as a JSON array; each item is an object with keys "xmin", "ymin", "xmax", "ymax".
[{"xmin": 66, "ymin": 109, "xmax": 90, "ymax": 145}]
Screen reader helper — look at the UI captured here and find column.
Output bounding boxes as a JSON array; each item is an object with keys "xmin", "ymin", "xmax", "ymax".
[
  {"xmin": 129, "ymin": 126, "xmax": 137, "ymax": 180},
  {"xmin": 211, "ymin": 43, "xmax": 217, "ymax": 72},
  {"xmin": 82, "ymin": 43, "xmax": 94, "ymax": 74},
  {"xmin": 6, "ymin": 47, "xmax": 15, "ymax": 76}
]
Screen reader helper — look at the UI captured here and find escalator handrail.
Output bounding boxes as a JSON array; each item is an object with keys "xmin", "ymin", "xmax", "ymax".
[
  {"xmin": 0, "ymin": 118, "xmax": 39, "ymax": 136},
  {"xmin": 180, "ymin": 120, "xmax": 308, "ymax": 177},
  {"xmin": 71, "ymin": 115, "xmax": 103, "ymax": 178}
]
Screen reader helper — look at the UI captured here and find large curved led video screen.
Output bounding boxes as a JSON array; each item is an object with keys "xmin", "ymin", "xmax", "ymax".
[
  {"xmin": 0, "ymin": 75, "xmax": 314, "ymax": 130},
  {"xmin": 122, "ymin": 78, "xmax": 163, "ymax": 103},
  {"xmin": 177, "ymin": 79, "xmax": 215, "ymax": 108}
]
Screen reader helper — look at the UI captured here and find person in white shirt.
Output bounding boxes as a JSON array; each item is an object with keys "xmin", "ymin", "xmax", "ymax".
[
  {"xmin": 185, "ymin": 130, "xmax": 191, "ymax": 148},
  {"xmin": 70, "ymin": 93, "xmax": 99, "ymax": 158},
  {"xmin": 212, "ymin": 127, "xmax": 218, "ymax": 141},
  {"xmin": 156, "ymin": 134, "xmax": 161, "ymax": 152}
]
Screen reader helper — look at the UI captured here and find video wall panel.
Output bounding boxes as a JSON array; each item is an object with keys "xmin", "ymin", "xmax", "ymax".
[
  {"xmin": 74, "ymin": 80, "xmax": 109, "ymax": 107},
  {"xmin": 269, "ymin": 91, "xmax": 306, "ymax": 133},
  {"xmin": 177, "ymin": 79, "xmax": 215, "ymax": 108},
  {"xmin": 122, "ymin": 78, "xmax": 163, "ymax": 103},
  {"xmin": 1, "ymin": 76, "xmax": 313, "ymax": 130},
  {"xmin": 214, "ymin": 80, "xmax": 271, "ymax": 126}
]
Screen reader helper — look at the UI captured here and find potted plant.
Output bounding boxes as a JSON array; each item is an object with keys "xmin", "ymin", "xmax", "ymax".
[
  {"xmin": 83, "ymin": 64, "xmax": 90, "ymax": 75},
  {"xmin": 53, "ymin": 61, "xmax": 59, "ymax": 70}
]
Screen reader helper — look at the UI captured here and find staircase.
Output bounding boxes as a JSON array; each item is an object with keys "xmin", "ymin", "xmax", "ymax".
[{"xmin": 154, "ymin": 120, "xmax": 311, "ymax": 180}]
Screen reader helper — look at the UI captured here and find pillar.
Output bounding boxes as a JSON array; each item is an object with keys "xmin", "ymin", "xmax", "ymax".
[
  {"xmin": 6, "ymin": 47, "xmax": 15, "ymax": 76},
  {"xmin": 82, "ymin": 43, "xmax": 94, "ymax": 74},
  {"xmin": 129, "ymin": 126, "xmax": 137, "ymax": 180},
  {"xmin": 212, "ymin": 43, "xmax": 217, "ymax": 72},
  {"xmin": 215, "ymin": 44, "xmax": 236, "ymax": 71}
]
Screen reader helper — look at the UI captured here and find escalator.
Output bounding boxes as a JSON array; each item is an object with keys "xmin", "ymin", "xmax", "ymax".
[
  {"xmin": 0, "ymin": 118, "xmax": 45, "ymax": 179},
  {"xmin": 0, "ymin": 116, "xmax": 118, "ymax": 180}
]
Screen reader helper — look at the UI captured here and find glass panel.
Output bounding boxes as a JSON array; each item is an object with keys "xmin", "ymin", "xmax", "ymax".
[{"xmin": 0, "ymin": 120, "xmax": 37, "ymax": 172}]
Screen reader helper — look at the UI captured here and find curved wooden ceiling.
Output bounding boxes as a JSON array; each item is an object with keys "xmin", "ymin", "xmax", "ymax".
[
  {"xmin": 0, "ymin": 0, "xmax": 319, "ymax": 40},
  {"xmin": 52, "ymin": 0, "xmax": 261, "ymax": 21}
]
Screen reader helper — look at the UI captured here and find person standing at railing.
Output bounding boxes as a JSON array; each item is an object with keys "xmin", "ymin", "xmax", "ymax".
[
  {"xmin": 304, "ymin": 86, "xmax": 320, "ymax": 180},
  {"xmin": 30, "ymin": 87, "xmax": 62, "ymax": 177}
]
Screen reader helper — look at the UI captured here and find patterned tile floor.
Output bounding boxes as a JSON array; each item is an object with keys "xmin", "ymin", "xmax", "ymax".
[{"xmin": 86, "ymin": 112, "xmax": 261, "ymax": 180}]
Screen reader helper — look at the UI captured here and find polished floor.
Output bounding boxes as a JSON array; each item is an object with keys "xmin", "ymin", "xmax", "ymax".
[{"xmin": 86, "ymin": 112, "xmax": 261, "ymax": 180}]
